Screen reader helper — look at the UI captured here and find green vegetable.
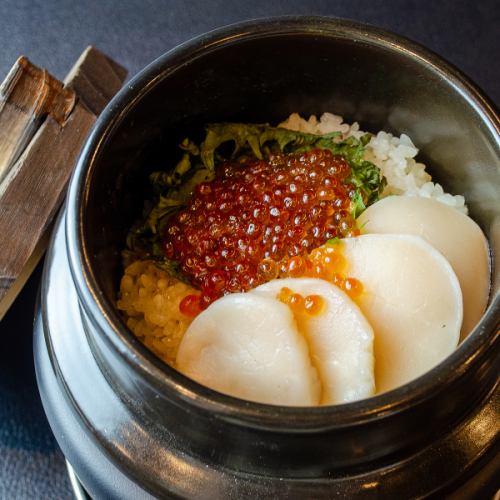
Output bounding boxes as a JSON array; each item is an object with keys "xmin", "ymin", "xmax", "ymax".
[
  {"xmin": 325, "ymin": 237, "xmax": 341, "ymax": 246},
  {"xmin": 126, "ymin": 121, "xmax": 386, "ymax": 274},
  {"xmin": 350, "ymin": 190, "xmax": 367, "ymax": 219},
  {"xmin": 199, "ymin": 123, "xmax": 344, "ymax": 168},
  {"xmin": 335, "ymin": 135, "xmax": 386, "ymax": 208}
]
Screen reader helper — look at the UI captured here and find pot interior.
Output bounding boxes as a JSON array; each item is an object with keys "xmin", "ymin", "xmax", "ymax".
[{"xmin": 79, "ymin": 21, "xmax": 500, "ymax": 364}]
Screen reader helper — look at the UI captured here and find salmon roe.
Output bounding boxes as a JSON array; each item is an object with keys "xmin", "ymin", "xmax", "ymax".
[
  {"xmin": 164, "ymin": 149, "xmax": 358, "ymax": 307},
  {"xmin": 277, "ymin": 287, "xmax": 325, "ymax": 316},
  {"xmin": 284, "ymin": 243, "xmax": 364, "ymax": 299},
  {"xmin": 179, "ymin": 294, "xmax": 203, "ymax": 318}
]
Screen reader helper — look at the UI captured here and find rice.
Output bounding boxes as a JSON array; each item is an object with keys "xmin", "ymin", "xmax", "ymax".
[
  {"xmin": 117, "ymin": 260, "xmax": 197, "ymax": 365},
  {"xmin": 279, "ymin": 113, "xmax": 467, "ymax": 213},
  {"xmin": 120, "ymin": 112, "xmax": 468, "ymax": 364}
]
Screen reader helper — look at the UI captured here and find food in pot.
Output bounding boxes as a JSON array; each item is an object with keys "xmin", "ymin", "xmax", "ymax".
[
  {"xmin": 117, "ymin": 113, "xmax": 490, "ymax": 405},
  {"xmin": 177, "ymin": 292, "xmax": 321, "ymax": 406},
  {"xmin": 249, "ymin": 277, "xmax": 375, "ymax": 404},
  {"xmin": 163, "ymin": 148, "xmax": 359, "ymax": 306},
  {"xmin": 357, "ymin": 196, "xmax": 490, "ymax": 340},
  {"xmin": 339, "ymin": 233, "xmax": 462, "ymax": 393},
  {"xmin": 118, "ymin": 260, "xmax": 197, "ymax": 364}
]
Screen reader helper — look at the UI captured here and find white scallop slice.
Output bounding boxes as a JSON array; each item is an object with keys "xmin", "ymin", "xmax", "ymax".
[
  {"xmin": 341, "ymin": 234, "xmax": 463, "ymax": 394},
  {"xmin": 358, "ymin": 196, "xmax": 490, "ymax": 340},
  {"xmin": 251, "ymin": 278, "xmax": 375, "ymax": 405},
  {"xmin": 176, "ymin": 293, "xmax": 320, "ymax": 406}
]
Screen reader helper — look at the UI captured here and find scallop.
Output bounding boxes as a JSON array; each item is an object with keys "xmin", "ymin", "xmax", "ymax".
[
  {"xmin": 252, "ymin": 278, "xmax": 375, "ymax": 405},
  {"xmin": 176, "ymin": 293, "xmax": 320, "ymax": 406},
  {"xmin": 358, "ymin": 196, "xmax": 490, "ymax": 340},
  {"xmin": 341, "ymin": 234, "xmax": 463, "ymax": 393}
]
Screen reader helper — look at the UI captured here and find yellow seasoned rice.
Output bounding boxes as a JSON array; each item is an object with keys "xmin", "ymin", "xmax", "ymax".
[{"xmin": 117, "ymin": 260, "xmax": 198, "ymax": 366}]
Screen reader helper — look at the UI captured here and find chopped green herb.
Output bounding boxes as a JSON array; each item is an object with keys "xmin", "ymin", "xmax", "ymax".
[
  {"xmin": 350, "ymin": 190, "xmax": 367, "ymax": 218},
  {"xmin": 326, "ymin": 237, "xmax": 341, "ymax": 245}
]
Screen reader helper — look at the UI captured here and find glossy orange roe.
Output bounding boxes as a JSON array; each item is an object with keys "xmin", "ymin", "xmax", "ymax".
[
  {"xmin": 164, "ymin": 149, "xmax": 358, "ymax": 307},
  {"xmin": 281, "ymin": 243, "xmax": 363, "ymax": 299},
  {"xmin": 342, "ymin": 277, "xmax": 364, "ymax": 299},
  {"xmin": 304, "ymin": 295, "xmax": 324, "ymax": 315},
  {"xmin": 179, "ymin": 294, "xmax": 203, "ymax": 318},
  {"xmin": 277, "ymin": 287, "xmax": 325, "ymax": 316}
]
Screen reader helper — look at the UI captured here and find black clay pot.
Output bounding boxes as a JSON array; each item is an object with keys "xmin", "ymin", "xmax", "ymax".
[{"xmin": 34, "ymin": 17, "xmax": 500, "ymax": 499}]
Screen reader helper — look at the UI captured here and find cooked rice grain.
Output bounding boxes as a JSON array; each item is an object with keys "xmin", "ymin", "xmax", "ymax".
[{"xmin": 117, "ymin": 260, "xmax": 197, "ymax": 365}]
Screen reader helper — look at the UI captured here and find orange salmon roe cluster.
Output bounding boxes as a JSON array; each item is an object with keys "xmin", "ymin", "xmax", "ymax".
[
  {"xmin": 280, "ymin": 243, "xmax": 363, "ymax": 300},
  {"xmin": 165, "ymin": 149, "xmax": 361, "ymax": 309},
  {"xmin": 277, "ymin": 287, "xmax": 325, "ymax": 316}
]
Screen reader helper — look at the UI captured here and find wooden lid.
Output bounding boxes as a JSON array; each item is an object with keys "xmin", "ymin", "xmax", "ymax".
[{"xmin": 0, "ymin": 47, "xmax": 127, "ymax": 320}]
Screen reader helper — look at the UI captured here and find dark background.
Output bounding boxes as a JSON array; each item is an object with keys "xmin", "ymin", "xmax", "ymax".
[{"xmin": 0, "ymin": 1, "xmax": 498, "ymax": 498}]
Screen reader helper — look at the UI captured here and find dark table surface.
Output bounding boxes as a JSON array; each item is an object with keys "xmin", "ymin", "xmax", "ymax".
[{"xmin": 0, "ymin": 1, "xmax": 498, "ymax": 499}]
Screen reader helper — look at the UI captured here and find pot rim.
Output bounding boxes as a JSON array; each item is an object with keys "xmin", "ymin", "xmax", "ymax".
[{"xmin": 66, "ymin": 15, "xmax": 500, "ymax": 429}]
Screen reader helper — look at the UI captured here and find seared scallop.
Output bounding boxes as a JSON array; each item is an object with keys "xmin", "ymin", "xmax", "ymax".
[
  {"xmin": 176, "ymin": 293, "xmax": 320, "ymax": 406},
  {"xmin": 341, "ymin": 234, "xmax": 462, "ymax": 393},
  {"xmin": 252, "ymin": 278, "xmax": 375, "ymax": 404},
  {"xmin": 358, "ymin": 196, "xmax": 489, "ymax": 339}
]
